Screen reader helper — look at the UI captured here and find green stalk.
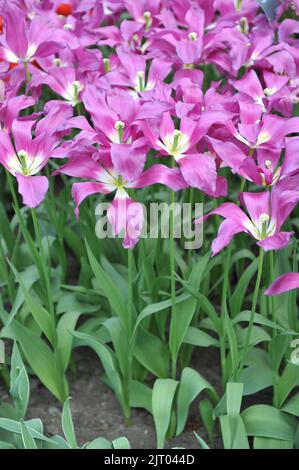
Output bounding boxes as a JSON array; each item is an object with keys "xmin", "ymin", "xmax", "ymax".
[
  {"xmin": 269, "ymin": 250, "xmax": 276, "ymax": 335},
  {"xmin": 170, "ymin": 184, "xmax": 177, "ymax": 379},
  {"xmin": 0, "ymin": 239, "xmax": 14, "ymax": 304},
  {"xmin": 31, "ymin": 208, "xmax": 54, "ymax": 318},
  {"xmin": 127, "ymin": 248, "xmax": 134, "ymax": 337},
  {"xmin": 24, "ymin": 62, "xmax": 31, "ymax": 84},
  {"xmin": 220, "ymin": 244, "xmax": 232, "ymax": 388},
  {"xmin": 237, "ymin": 247, "xmax": 264, "ymax": 380}
]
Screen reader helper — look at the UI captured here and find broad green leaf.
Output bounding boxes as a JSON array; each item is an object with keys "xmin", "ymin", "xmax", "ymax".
[
  {"xmin": 241, "ymin": 365, "xmax": 273, "ymax": 396},
  {"xmin": 233, "ymin": 311, "xmax": 285, "ymax": 332},
  {"xmin": 20, "ymin": 420, "xmax": 37, "ymax": 449},
  {"xmin": 134, "ymin": 327, "xmax": 169, "ymax": 378},
  {"xmin": 231, "ymin": 259, "xmax": 258, "ymax": 316},
  {"xmin": 226, "ymin": 382, "xmax": 246, "ymax": 449},
  {"xmin": 199, "ymin": 399, "xmax": 215, "ymax": 442},
  {"xmin": 8, "ymin": 262, "xmax": 56, "ymax": 346},
  {"xmin": 225, "ymin": 312, "xmax": 239, "ymax": 375},
  {"xmin": 132, "ymin": 292, "xmax": 190, "ymax": 339},
  {"xmin": 62, "ymin": 398, "xmax": 77, "ymax": 449},
  {"xmin": 253, "ymin": 437, "xmax": 293, "ymax": 449},
  {"xmin": 220, "ymin": 415, "xmax": 249, "ymax": 449},
  {"xmin": 102, "ymin": 317, "xmax": 129, "ymax": 378},
  {"xmin": 57, "ymin": 312, "xmax": 81, "ymax": 372},
  {"xmin": 152, "ymin": 378, "xmax": 178, "ymax": 449},
  {"xmin": 276, "ymin": 363, "xmax": 299, "ymax": 408},
  {"xmin": 130, "ymin": 381, "xmax": 152, "ymax": 413},
  {"xmin": 242, "ymin": 405, "xmax": 297, "ymax": 441},
  {"xmin": 176, "ymin": 367, "xmax": 218, "ymax": 435},
  {"xmin": 86, "ymin": 243, "xmax": 128, "ymax": 327},
  {"xmin": 85, "ymin": 438, "xmax": 112, "ymax": 449},
  {"xmin": 183, "ymin": 326, "xmax": 219, "ymax": 347},
  {"xmin": 282, "ymin": 392, "xmax": 299, "ymax": 417},
  {"xmin": 10, "ymin": 343, "xmax": 29, "ymax": 419},
  {"xmin": 71, "ymin": 331, "xmax": 126, "ymax": 414},
  {"xmin": 0, "ymin": 309, "xmax": 67, "ymax": 402},
  {"xmin": 112, "ymin": 437, "xmax": 131, "ymax": 449}
]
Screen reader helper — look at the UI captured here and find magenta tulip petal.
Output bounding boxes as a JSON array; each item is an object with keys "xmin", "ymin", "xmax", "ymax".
[
  {"xmin": 257, "ymin": 232, "xmax": 294, "ymax": 251},
  {"xmin": 179, "ymin": 154, "xmax": 217, "ymax": 195},
  {"xmin": 211, "ymin": 219, "xmax": 245, "ymax": 256},
  {"xmin": 72, "ymin": 182, "xmax": 112, "ymax": 218},
  {"xmin": 111, "ymin": 142, "xmax": 146, "ymax": 182},
  {"xmin": 16, "ymin": 174, "xmax": 49, "ymax": 208},
  {"xmin": 107, "ymin": 191, "xmax": 144, "ymax": 249},
  {"xmin": 240, "ymin": 192, "xmax": 271, "ymax": 226},
  {"xmin": 130, "ymin": 164, "xmax": 188, "ymax": 191},
  {"xmin": 265, "ymin": 273, "xmax": 299, "ymax": 296}
]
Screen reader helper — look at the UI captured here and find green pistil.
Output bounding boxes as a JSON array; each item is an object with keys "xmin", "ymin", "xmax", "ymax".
[
  {"xmin": 103, "ymin": 58, "xmax": 110, "ymax": 73},
  {"xmin": 114, "ymin": 120, "xmax": 125, "ymax": 143},
  {"xmin": 144, "ymin": 11, "xmax": 151, "ymax": 33},
  {"xmin": 260, "ymin": 213, "xmax": 270, "ymax": 239},
  {"xmin": 172, "ymin": 130, "xmax": 182, "ymax": 154},
  {"xmin": 236, "ymin": 0, "xmax": 242, "ymax": 11},
  {"xmin": 18, "ymin": 150, "xmax": 28, "ymax": 174},
  {"xmin": 137, "ymin": 71, "xmax": 145, "ymax": 92},
  {"xmin": 73, "ymin": 80, "xmax": 81, "ymax": 104}
]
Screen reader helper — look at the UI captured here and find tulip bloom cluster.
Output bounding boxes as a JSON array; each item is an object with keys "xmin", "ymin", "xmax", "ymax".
[{"xmin": 0, "ymin": 1, "xmax": 299, "ymax": 272}]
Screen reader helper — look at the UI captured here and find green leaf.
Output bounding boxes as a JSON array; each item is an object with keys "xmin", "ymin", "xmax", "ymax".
[
  {"xmin": 134, "ymin": 327, "xmax": 169, "ymax": 378},
  {"xmin": 253, "ymin": 437, "xmax": 293, "ymax": 449},
  {"xmin": 8, "ymin": 262, "xmax": 56, "ymax": 346},
  {"xmin": 62, "ymin": 398, "xmax": 77, "ymax": 449},
  {"xmin": 57, "ymin": 312, "xmax": 81, "ymax": 372},
  {"xmin": 176, "ymin": 367, "xmax": 218, "ymax": 436},
  {"xmin": 242, "ymin": 405, "xmax": 297, "ymax": 442},
  {"xmin": 85, "ymin": 438, "xmax": 112, "ymax": 449},
  {"xmin": 240, "ymin": 365, "xmax": 273, "ymax": 396},
  {"xmin": 199, "ymin": 399, "xmax": 215, "ymax": 443},
  {"xmin": 282, "ymin": 392, "xmax": 299, "ymax": 417},
  {"xmin": 183, "ymin": 326, "xmax": 219, "ymax": 347},
  {"xmin": 20, "ymin": 420, "xmax": 37, "ymax": 449},
  {"xmin": 130, "ymin": 381, "xmax": 152, "ymax": 413},
  {"xmin": 112, "ymin": 437, "xmax": 131, "ymax": 449},
  {"xmin": 276, "ymin": 363, "xmax": 299, "ymax": 408},
  {"xmin": 226, "ymin": 382, "xmax": 248, "ymax": 449},
  {"xmin": 71, "ymin": 331, "xmax": 126, "ymax": 416},
  {"xmin": 152, "ymin": 378, "xmax": 178, "ymax": 449},
  {"xmin": 10, "ymin": 343, "xmax": 29, "ymax": 419},
  {"xmin": 86, "ymin": 243, "xmax": 128, "ymax": 327},
  {"xmin": 193, "ymin": 432, "xmax": 210, "ymax": 449},
  {"xmin": 231, "ymin": 259, "xmax": 258, "ymax": 316},
  {"xmin": 0, "ymin": 309, "xmax": 67, "ymax": 402},
  {"xmin": 219, "ymin": 415, "xmax": 249, "ymax": 449}
]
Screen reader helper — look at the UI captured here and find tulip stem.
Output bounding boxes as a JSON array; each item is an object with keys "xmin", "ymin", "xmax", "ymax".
[
  {"xmin": 24, "ymin": 61, "xmax": 31, "ymax": 84},
  {"xmin": 237, "ymin": 247, "xmax": 264, "ymax": 380},
  {"xmin": 31, "ymin": 208, "xmax": 54, "ymax": 318},
  {"xmin": 170, "ymin": 186, "xmax": 177, "ymax": 379},
  {"xmin": 128, "ymin": 248, "xmax": 134, "ymax": 336}
]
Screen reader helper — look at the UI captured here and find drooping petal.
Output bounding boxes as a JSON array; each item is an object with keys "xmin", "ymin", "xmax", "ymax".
[
  {"xmin": 16, "ymin": 174, "xmax": 49, "ymax": 208},
  {"xmin": 178, "ymin": 153, "xmax": 217, "ymax": 195},
  {"xmin": 71, "ymin": 181, "xmax": 112, "ymax": 218},
  {"xmin": 257, "ymin": 232, "xmax": 293, "ymax": 251},
  {"xmin": 107, "ymin": 189, "xmax": 144, "ymax": 249},
  {"xmin": 265, "ymin": 272, "xmax": 299, "ymax": 296},
  {"xmin": 130, "ymin": 164, "xmax": 188, "ymax": 191},
  {"xmin": 211, "ymin": 219, "xmax": 245, "ymax": 256},
  {"xmin": 111, "ymin": 141, "xmax": 147, "ymax": 182}
]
